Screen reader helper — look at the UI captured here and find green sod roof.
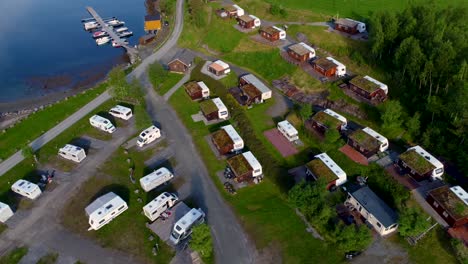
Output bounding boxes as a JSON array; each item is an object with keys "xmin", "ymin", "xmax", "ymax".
[
  {"xmin": 349, "ymin": 76, "xmax": 381, "ymax": 93},
  {"xmin": 400, "ymin": 149, "xmax": 435, "ymax": 175},
  {"xmin": 313, "ymin": 57, "xmax": 337, "ymax": 70},
  {"xmin": 184, "ymin": 81, "xmax": 201, "ymax": 95},
  {"xmin": 200, "ymin": 100, "xmax": 218, "ymax": 115},
  {"xmin": 212, "ymin": 129, "xmax": 233, "ymax": 148},
  {"xmin": 348, "ymin": 129, "xmax": 380, "ymax": 151},
  {"xmin": 305, "ymin": 159, "xmax": 338, "ymax": 183},
  {"xmin": 227, "ymin": 154, "xmax": 251, "ymax": 177},
  {"xmin": 311, "ymin": 111, "xmax": 343, "ymax": 129},
  {"xmin": 241, "ymin": 84, "xmax": 261, "ymax": 99},
  {"xmin": 430, "ymin": 186, "xmax": 468, "ymax": 220}
]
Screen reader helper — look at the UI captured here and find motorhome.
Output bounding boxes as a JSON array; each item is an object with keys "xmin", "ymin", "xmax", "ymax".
[
  {"xmin": 137, "ymin": 125, "xmax": 161, "ymax": 147},
  {"xmin": 143, "ymin": 192, "xmax": 179, "ymax": 221},
  {"xmin": 109, "ymin": 105, "xmax": 133, "ymax": 120},
  {"xmin": 277, "ymin": 120, "xmax": 299, "ymax": 142},
  {"xmin": 86, "ymin": 192, "xmax": 128, "ymax": 231},
  {"xmin": 58, "ymin": 144, "xmax": 86, "ymax": 163},
  {"xmin": 11, "ymin": 179, "xmax": 42, "ymax": 200},
  {"xmin": 89, "ymin": 115, "xmax": 116, "ymax": 133},
  {"xmin": 140, "ymin": 167, "xmax": 174, "ymax": 192},
  {"xmin": 0, "ymin": 202, "xmax": 14, "ymax": 223},
  {"xmin": 169, "ymin": 208, "xmax": 205, "ymax": 244}
]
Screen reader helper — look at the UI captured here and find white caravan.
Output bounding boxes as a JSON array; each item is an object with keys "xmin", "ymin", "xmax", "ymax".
[
  {"xmin": 86, "ymin": 192, "xmax": 128, "ymax": 231},
  {"xmin": 408, "ymin": 145, "xmax": 444, "ymax": 181},
  {"xmin": 362, "ymin": 127, "xmax": 389, "ymax": 152},
  {"xmin": 231, "ymin": 4, "xmax": 244, "ymax": 17},
  {"xmin": 143, "ymin": 192, "xmax": 179, "ymax": 221},
  {"xmin": 0, "ymin": 202, "xmax": 14, "ymax": 223},
  {"xmin": 326, "ymin": 57, "xmax": 346, "ymax": 77},
  {"xmin": 140, "ymin": 167, "xmax": 174, "ymax": 192},
  {"xmin": 58, "ymin": 144, "xmax": 86, "ymax": 163},
  {"xmin": 109, "ymin": 105, "xmax": 133, "ymax": 120},
  {"xmin": 221, "ymin": 125, "xmax": 244, "ymax": 152},
  {"xmin": 89, "ymin": 115, "xmax": 116, "ymax": 133},
  {"xmin": 11, "ymin": 179, "xmax": 42, "ymax": 200},
  {"xmin": 169, "ymin": 208, "xmax": 205, "ymax": 244},
  {"xmin": 212, "ymin": 98, "xmax": 229, "ymax": 120},
  {"xmin": 137, "ymin": 125, "xmax": 161, "ymax": 147},
  {"xmin": 277, "ymin": 120, "xmax": 299, "ymax": 142}
]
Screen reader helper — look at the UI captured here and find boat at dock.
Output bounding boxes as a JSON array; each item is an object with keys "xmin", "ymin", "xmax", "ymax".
[
  {"xmin": 95, "ymin": 36, "xmax": 110, "ymax": 45},
  {"xmin": 117, "ymin": 31, "xmax": 133, "ymax": 38},
  {"xmin": 112, "ymin": 40, "xmax": 129, "ymax": 48},
  {"xmin": 82, "ymin": 16, "xmax": 116, "ymax": 23},
  {"xmin": 84, "ymin": 21, "xmax": 99, "ymax": 31},
  {"xmin": 92, "ymin": 31, "xmax": 108, "ymax": 38},
  {"xmin": 115, "ymin": 27, "xmax": 128, "ymax": 33},
  {"xmin": 106, "ymin": 19, "xmax": 125, "ymax": 27}
]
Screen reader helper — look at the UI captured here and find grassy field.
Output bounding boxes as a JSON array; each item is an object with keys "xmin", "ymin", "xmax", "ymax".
[
  {"xmin": 0, "ymin": 83, "xmax": 108, "ymax": 160},
  {"xmin": 239, "ymin": 0, "xmax": 467, "ymax": 18},
  {"xmin": 0, "ymin": 247, "xmax": 28, "ymax": 264},
  {"xmin": 61, "ymin": 142, "xmax": 174, "ymax": 264}
]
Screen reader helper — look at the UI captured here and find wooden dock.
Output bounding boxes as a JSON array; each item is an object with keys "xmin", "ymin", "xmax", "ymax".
[{"xmin": 86, "ymin": 6, "xmax": 138, "ymax": 63}]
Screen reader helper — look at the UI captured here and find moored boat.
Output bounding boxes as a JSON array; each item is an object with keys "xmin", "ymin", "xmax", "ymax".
[
  {"xmin": 92, "ymin": 31, "xmax": 108, "ymax": 38},
  {"xmin": 112, "ymin": 40, "xmax": 129, "ymax": 48},
  {"xmin": 96, "ymin": 36, "xmax": 110, "ymax": 45},
  {"xmin": 107, "ymin": 19, "xmax": 125, "ymax": 27},
  {"xmin": 84, "ymin": 21, "xmax": 99, "ymax": 31},
  {"xmin": 115, "ymin": 27, "xmax": 128, "ymax": 33},
  {"xmin": 118, "ymin": 31, "xmax": 133, "ymax": 38}
]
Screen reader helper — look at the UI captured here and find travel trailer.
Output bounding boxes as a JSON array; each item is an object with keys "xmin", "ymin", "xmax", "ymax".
[
  {"xmin": 397, "ymin": 145, "xmax": 444, "ymax": 181},
  {"xmin": 11, "ymin": 179, "xmax": 42, "ymax": 200},
  {"xmin": 140, "ymin": 167, "xmax": 174, "ymax": 192},
  {"xmin": 109, "ymin": 105, "xmax": 133, "ymax": 120},
  {"xmin": 0, "ymin": 202, "xmax": 14, "ymax": 223},
  {"xmin": 89, "ymin": 115, "xmax": 116, "ymax": 133},
  {"xmin": 137, "ymin": 125, "xmax": 161, "ymax": 147},
  {"xmin": 58, "ymin": 144, "xmax": 86, "ymax": 163},
  {"xmin": 277, "ymin": 120, "xmax": 299, "ymax": 142},
  {"xmin": 169, "ymin": 208, "xmax": 205, "ymax": 244},
  {"xmin": 86, "ymin": 192, "xmax": 128, "ymax": 231},
  {"xmin": 143, "ymin": 192, "xmax": 179, "ymax": 221}
]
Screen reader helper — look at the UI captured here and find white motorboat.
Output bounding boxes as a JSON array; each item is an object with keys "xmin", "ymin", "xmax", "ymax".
[
  {"xmin": 92, "ymin": 31, "xmax": 107, "ymax": 38},
  {"xmin": 115, "ymin": 27, "xmax": 128, "ymax": 33},
  {"xmin": 107, "ymin": 19, "xmax": 125, "ymax": 27},
  {"xmin": 112, "ymin": 40, "xmax": 129, "ymax": 48},
  {"xmin": 96, "ymin": 36, "xmax": 110, "ymax": 45},
  {"xmin": 84, "ymin": 21, "xmax": 99, "ymax": 31},
  {"xmin": 118, "ymin": 31, "xmax": 133, "ymax": 38}
]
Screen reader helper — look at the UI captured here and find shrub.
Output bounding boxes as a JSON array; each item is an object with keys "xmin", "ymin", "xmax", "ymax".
[{"xmin": 190, "ymin": 224, "xmax": 213, "ymax": 261}]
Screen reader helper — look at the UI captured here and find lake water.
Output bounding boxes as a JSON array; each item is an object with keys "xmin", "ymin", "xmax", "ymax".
[{"xmin": 0, "ymin": 0, "xmax": 146, "ymax": 102}]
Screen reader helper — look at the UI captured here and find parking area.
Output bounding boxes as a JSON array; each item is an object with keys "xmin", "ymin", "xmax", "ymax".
[{"xmin": 264, "ymin": 128, "xmax": 299, "ymax": 157}]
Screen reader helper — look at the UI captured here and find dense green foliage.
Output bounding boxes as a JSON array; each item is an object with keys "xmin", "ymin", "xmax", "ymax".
[
  {"xmin": 369, "ymin": 4, "xmax": 468, "ymax": 175},
  {"xmin": 0, "ymin": 247, "xmax": 28, "ymax": 264},
  {"xmin": 451, "ymin": 238, "xmax": 468, "ymax": 264},
  {"xmin": 188, "ymin": 0, "xmax": 207, "ymax": 27},
  {"xmin": 398, "ymin": 207, "xmax": 432, "ymax": 237},
  {"xmin": 269, "ymin": 2, "xmax": 287, "ymax": 18},
  {"xmin": 189, "ymin": 224, "xmax": 214, "ymax": 262}
]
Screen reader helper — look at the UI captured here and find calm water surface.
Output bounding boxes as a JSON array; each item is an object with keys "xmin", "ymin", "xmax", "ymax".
[{"xmin": 0, "ymin": 0, "xmax": 146, "ymax": 102}]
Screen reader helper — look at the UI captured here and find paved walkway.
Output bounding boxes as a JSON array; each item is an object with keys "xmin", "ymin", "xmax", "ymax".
[
  {"xmin": 163, "ymin": 72, "xmax": 191, "ymax": 101},
  {"xmin": 0, "ymin": 91, "xmax": 111, "ymax": 177}
]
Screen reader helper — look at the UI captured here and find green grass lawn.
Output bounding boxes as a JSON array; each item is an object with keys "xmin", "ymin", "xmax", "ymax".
[
  {"xmin": 0, "ymin": 247, "xmax": 28, "ymax": 264},
  {"xmin": 202, "ymin": 18, "xmax": 245, "ymax": 53},
  {"xmin": 0, "ymin": 83, "xmax": 108, "ymax": 160},
  {"xmin": 61, "ymin": 143, "xmax": 174, "ymax": 264},
  {"xmin": 149, "ymin": 70, "xmax": 184, "ymax": 96}
]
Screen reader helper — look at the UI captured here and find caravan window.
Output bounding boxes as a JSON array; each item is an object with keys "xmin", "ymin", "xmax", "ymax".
[
  {"xmin": 125, "ymin": 112, "xmax": 131, "ymax": 116},
  {"xmin": 435, "ymin": 168, "xmax": 444, "ymax": 174},
  {"xmin": 106, "ymin": 205, "xmax": 113, "ymax": 210},
  {"xmin": 254, "ymin": 169, "xmax": 261, "ymax": 174},
  {"xmin": 220, "ymin": 111, "xmax": 228, "ymax": 115},
  {"xmin": 99, "ymin": 219, "xmax": 105, "ymax": 224},
  {"xmin": 118, "ymin": 205, "xmax": 125, "ymax": 211}
]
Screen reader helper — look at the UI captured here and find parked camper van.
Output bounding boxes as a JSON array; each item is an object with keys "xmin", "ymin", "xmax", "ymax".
[
  {"xmin": 140, "ymin": 167, "xmax": 174, "ymax": 192},
  {"xmin": 143, "ymin": 192, "xmax": 178, "ymax": 221},
  {"xmin": 137, "ymin": 125, "xmax": 161, "ymax": 147},
  {"xmin": 89, "ymin": 115, "xmax": 116, "ymax": 133},
  {"xmin": 277, "ymin": 120, "xmax": 299, "ymax": 142},
  {"xmin": 0, "ymin": 202, "xmax": 14, "ymax": 223},
  {"xmin": 109, "ymin": 105, "xmax": 133, "ymax": 120},
  {"xmin": 169, "ymin": 208, "xmax": 205, "ymax": 244},
  {"xmin": 11, "ymin": 179, "xmax": 42, "ymax": 200},
  {"xmin": 86, "ymin": 192, "xmax": 128, "ymax": 231},
  {"xmin": 58, "ymin": 144, "xmax": 86, "ymax": 163}
]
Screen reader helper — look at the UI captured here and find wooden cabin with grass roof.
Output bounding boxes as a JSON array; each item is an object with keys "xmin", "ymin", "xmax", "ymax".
[
  {"xmin": 348, "ymin": 75, "xmax": 388, "ymax": 103},
  {"xmin": 309, "ymin": 109, "xmax": 347, "ymax": 134},
  {"xmin": 347, "ymin": 127, "xmax": 389, "ymax": 158},
  {"xmin": 305, "ymin": 153, "xmax": 347, "ymax": 191},
  {"xmin": 199, "ymin": 98, "xmax": 228, "ymax": 121},
  {"xmin": 427, "ymin": 185, "xmax": 468, "ymax": 227},
  {"xmin": 226, "ymin": 151, "xmax": 262, "ymax": 182},
  {"xmin": 184, "ymin": 81, "xmax": 210, "ymax": 100},
  {"xmin": 211, "ymin": 125, "xmax": 244, "ymax": 155},
  {"xmin": 397, "ymin": 145, "xmax": 444, "ymax": 181}
]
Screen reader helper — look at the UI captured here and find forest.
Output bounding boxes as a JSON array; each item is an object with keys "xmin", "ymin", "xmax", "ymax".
[{"xmin": 368, "ymin": 4, "xmax": 468, "ymax": 181}]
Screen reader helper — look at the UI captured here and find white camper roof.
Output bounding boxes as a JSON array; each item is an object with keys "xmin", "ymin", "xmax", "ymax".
[
  {"xmin": 212, "ymin": 98, "xmax": 227, "ymax": 112},
  {"xmin": 241, "ymin": 74, "xmax": 271, "ymax": 94},
  {"xmin": 363, "ymin": 76, "xmax": 388, "ymax": 94},
  {"xmin": 408, "ymin": 146, "xmax": 444, "ymax": 169},
  {"xmin": 110, "ymin": 105, "xmax": 132, "ymax": 114},
  {"xmin": 139, "ymin": 125, "xmax": 159, "ymax": 138},
  {"xmin": 326, "ymin": 57, "xmax": 345, "ymax": 69},
  {"xmin": 242, "ymin": 151, "xmax": 261, "ymax": 172},
  {"xmin": 141, "ymin": 167, "xmax": 171, "ymax": 185},
  {"xmin": 212, "ymin": 60, "xmax": 229, "ymax": 70},
  {"xmin": 59, "ymin": 144, "xmax": 84, "ymax": 155},
  {"xmin": 362, "ymin": 127, "xmax": 388, "ymax": 145},
  {"xmin": 278, "ymin": 120, "xmax": 298, "ymax": 136},
  {"xmin": 232, "ymin": 4, "xmax": 243, "ymax": 11},
  {"xmin": 90, "ymin": 115, "xmax": 111, "ymax": 124},
  {"xmin": 175, "ymin": 208, "xmax": 203, "ymax": 230},
  {"xmin": 314, "ymin": 153, "xmax": 346, "ymax": 180},
  {"xmin": 143, "ymin": 192, "xmax": 175, "ymax": 212},
  {"xmin": 197, "ymin": 81, "xmax": 209, "ymax": 93},
  {"xmin": 222, "ymin": 125, "xmax": 243, "ymax": 146},
  {"xmin": 85, "ymin": 192, "xmax": 126, "ymax": 219},
  {"xmin": 450, "ymin": 186, "xmax": 468, "ymax": 206},
  {"xmin": 272, "ymin": 25, "xmax": 285, "ymax": 33},
  {"xmin": 323, "ymin": 109, "xmax": 347, "ymax": 124},
  {"xmin": 249, "ymin": 15, "xmax": 260, "ymax": 21},
  {"xmin": 12, "ymin": 180, "xmax": 39, "ymax": 194},
  {"xmin": 299, "ymin": 42, "xmax": 315, "ymax": 53},
  {"xmin": 0, "ymin": 202, "xmax": 10, "ymax": 212}
]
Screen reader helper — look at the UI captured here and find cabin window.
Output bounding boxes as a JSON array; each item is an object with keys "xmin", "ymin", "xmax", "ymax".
[
  {"xmin": 433, "ymin": 201, "xmax": 439, "ymax": 208},
  {"xmin": 358, "ymin": 206, "xmax": 362, "ymax": 212},
  {"xmin": 442, "ymin": 211, "xmax": 449, "ymax": 218},
  {"xmin": 376, "ymin": 222, "xmax": 382, "ymax": 228}
]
